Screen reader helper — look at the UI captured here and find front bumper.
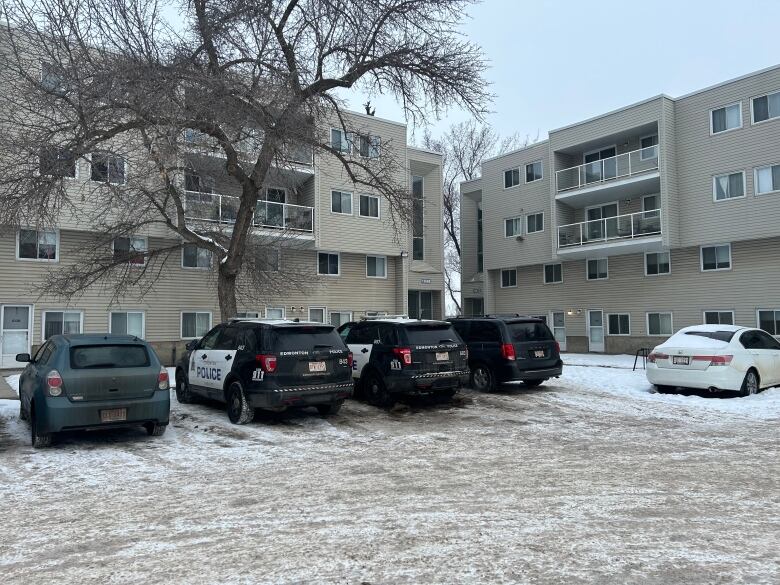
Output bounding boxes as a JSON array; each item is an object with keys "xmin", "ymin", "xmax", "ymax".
[
  {"xmin": 39, "ymin": 390, "xmax": 170, "ymax": 433},
  {"xmin": 498, "ymin": 360, "xmax": 563, "ymax": 383},
  {"xmin": 385, "ymin": 370, "xmax": 471, "ymax": 395},
  {"xmin": 247, "ymin": 381, "xmax": 354, "ymax": 409},
  {"xmin": 646, "ymin": 364, "xmax": 745, "ymax": 391}
]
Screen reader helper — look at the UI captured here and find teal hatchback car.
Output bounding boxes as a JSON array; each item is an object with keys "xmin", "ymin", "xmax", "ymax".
[{"xmin": 17, "ymin": 334, "xmax": 170, "ymax": 447}]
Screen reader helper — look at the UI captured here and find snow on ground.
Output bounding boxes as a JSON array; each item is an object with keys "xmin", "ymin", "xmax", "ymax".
[
  {"xmin": 1, "ymin": 358, "xmax": 779, "ymax": 584},
  {"xmin": 5, "ymin": 374, "xmax": 19, "ymax": 393}
]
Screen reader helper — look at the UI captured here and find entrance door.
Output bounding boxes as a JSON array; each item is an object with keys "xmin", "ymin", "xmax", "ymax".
[
  {"xmin": 551, "ymin": 311, "xmax": 567, "ymax": 352},
  {"xmin": 408, "ymin": 290, "xmax": 433, "ymax": 320},
  {"xmin": 587, "ymin": 310, "xmax": 605, "ymax": 353},
  {"xmin": 584, "ymin": 146, "xmax": 617, "ymax": 183},
  {"xmin": 586, "ymin": 203, "xmax": 618, "ymax": 241},
  {"xmin": 1, "ymin": 305, "xmax": 32, "ymax": 369}
]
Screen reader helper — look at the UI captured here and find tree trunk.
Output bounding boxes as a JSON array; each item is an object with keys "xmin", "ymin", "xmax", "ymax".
[{"xmin": 217, "ymin": 268, "xmax": 238, "ymax": 322}]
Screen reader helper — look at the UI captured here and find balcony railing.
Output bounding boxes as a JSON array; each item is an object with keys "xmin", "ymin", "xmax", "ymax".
[
  {"xmin": 183, "ymin": 191, "xmax": 314, "ymax": 233},
  {"xmin": 558, "ymin": 210, "xmax": 661, "ymax": 249},
  {"xmin": 556, "ymin": 145, "xmax": 659, "ymax": 193},
  {"xmin": 182, "ymin": 129, "xmax": 313, "ymax": 166}
]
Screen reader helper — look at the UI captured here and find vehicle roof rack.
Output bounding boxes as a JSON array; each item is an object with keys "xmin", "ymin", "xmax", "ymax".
[
  {"xmin": 484, "ymin": 313, "xmax": 521, "ymax": 318},
  {"xmin": 361, "ymin": 314, "xmax": 410, "ymax": 321}
]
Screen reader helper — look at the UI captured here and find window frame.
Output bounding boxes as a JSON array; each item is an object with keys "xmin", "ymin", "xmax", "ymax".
[
  {"xmin": 330, "ymin": 128, "xmax": 351, "ymax": 153},
  {"xmin": 112, "ymin": 235, "xmax": 148, "ymax": 267},
  {"xmin": 585, "ymin": 258, "xmax": 608, "ymax": 281},
  {"xmin": 639, "ymin": 134, "xmax": 659, "ymax": 161},
  {"xmin": 700, "ymin": 243, "xmax": 732, "ymax": 272},
  {"xmin": 181, "ymin": 244, "xmax": 213, "ymax": 270},
  {"xmin": 525, "ymin": 212, "xmax": 544, "ymax": 234},
  {"xmin": 37, "ymin": 146, "xmax": 79, "ymax": 180},
  {"xmin": 543, "ymin": 263, "xmax": 563, "ymax": 285},
  {"xmin": 503, "ymin": 167, "xmax": 520, "ymax": 189},
  {"xmin": 525, "ymin": 160, "xmax": 543, "ymax": 183},
  {"xmin": 504, "ymin": 216, "xmax": 523, "ymax": 238},
  {"xmin": 646, "ymin": 312, "xmax": 674, "ymax": 337},
  {"xmin": 265, "ymin": 307, "xmax": 286, "ymax": 320},
  {"xmin": 750, "ymin": 90, "xmax": 780, "ymax": 125},
  {"xmin": 108, "ymin": 310, "xmax": 146, "ymax": 338},
  {"xmin": 317, "ymin": 251, "xmax": 341, "ymax": 277},
  {"xmin": 703, "ymin": 310, "xmax": 735, "ymax": 326},
  {"xmin": 42, "ymin": 309, "xmax": 84, "ymax": 341},
  {"xmin": 16, "ymin": 228, "xmax": 60, "ymax": 263},
  {"xmin": 500, "ymin": 268, "xmax": 517, "ymax": 289},
  {"xmin": 308, "ymin": 306, "xmax": 327, "ymax": 323},
  {"xmin": 366, "ymin": 255, "xmax": 387, "ymax": 279},
  {"xmin": 607, "ymin": 313, "xmax": 631, "ymax": 336},
  {"xmin": 754, "ymin": 163, "xmax": 780, "ymax": 196},
  {"xmin": 756, "ymin": 309, "xmax": 780, "ymax": 336},
  {"xmin": 358, "ymin": 193, "xmax": 381, "ymax": 219},
  {"xmin": 329, "ymin": 311, "xmax": 353, "ymax": 326},
  {"xmin": 180, "ymin": 311, "xmax": 212, "ymax": 340},
  {"xmin": 411, "ymin": 175, "xmax": 425, "ymax": 260},
  {"xmin": 88, "ymin": 152, "xmax": 128, "ymax": 186},
  {"xmin": 644, "ymin": 251, "xmax": 671, "ymax": 276},
  {"xmin": 330, "ymin": 189, "xmax": 354, "ymax": 215},
  {"xmin": 709, "ymin": 101, "xmax": 742, "ymax": 135},
  {"xmin": 712, "ymin": 170, "xmax": 746, "ymax": 202}
]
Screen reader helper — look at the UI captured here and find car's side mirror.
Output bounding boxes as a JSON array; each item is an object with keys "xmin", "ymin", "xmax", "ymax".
[
  {"xmin": 15, "ymin": 353, "xmax": 31, "ymax": 363},
  {"xmin": 185, "ymin": 339, "xmax": 199, "ymax": 351}
]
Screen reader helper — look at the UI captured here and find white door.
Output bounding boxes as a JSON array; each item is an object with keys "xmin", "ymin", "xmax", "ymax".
[
  {"xmin": 551, "ymin": 311, "xmax": 567, "ymax": 352},
  {"xmin": 347, "ymin": 324, "xmax": 377, "ymax": 380},
  {"xmin": 1, "ymin": 305, "xmax": 32, "ymax": 369},
  {"xmin": 587, "ymin": 310, "xmax": 605, "ymax": 353}
]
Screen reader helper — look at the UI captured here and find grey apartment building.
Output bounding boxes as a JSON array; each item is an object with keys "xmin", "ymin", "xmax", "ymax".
[{"xmin": 461, "ymin": 65, "xmax": 780, "ymax": 353}]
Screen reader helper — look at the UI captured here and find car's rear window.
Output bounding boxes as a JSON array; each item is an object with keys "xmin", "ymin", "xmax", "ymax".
[
  {"xmin": 271, "ymin": 327, "xmax": 344, "ymax": 351},
  {"xmin": 404, "ymin": 324, "xmax": 459, "ymax": 345},
  {"xmin": 508, "ymin": 322, "xmax": 554, "ymax": 342},
  {"xmin": 70, "ymin": 345, "xmax": 150, "ymax": 369},
  {"xmin": 685, "ymin": 331, "xmax": 736, "ymax": 342}
]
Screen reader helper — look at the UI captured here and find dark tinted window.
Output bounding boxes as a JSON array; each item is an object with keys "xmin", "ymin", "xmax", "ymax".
[
  {"xmin": 377, "ymin": 324, "xmax": 399, "ymax": 345},
  {"xmin": 271, "ymin": 326, "xmax": 343, "ymax": 351},
  {"xmin": 199, "ymin": 327, "xmax": 222, "ymax": 350},
  {"xmin": 755, "ymin": 330, "xmax": 780, "ymax": 350},
  {"xmin": 450, "ymin": 321, "xmax": 469, "ymax": 340},
  {"xmin": 468, "ymin": 321, "xmax": 500, "ymax": 343},
  {"xmin": 507, "ymin": 322, "xmax": 554, "ymax": 342},
  {"xmin": 347, "ymin": 323, "xmax": 379, "ymax": 345},
  {"xmin": 215, "ymin": 327, "xmax": 239, "ymax": 350},
  {"xmin": 238, "ymin": 327, "xmax": 258, "ymax": 352},
  {"xmin": 686, "ymin": 331, "xmax": 736, "ymax": 343},
  {"xmin": 404, "ymin": 324, "xmax": 459, "ymax": 345},
  {"xmin": 70, "ymin": 345, "xmax": 150, "ymax": 369},
  {"xmin": 36, "ymin": 342, "xmax": 55, "ymax": 365}
]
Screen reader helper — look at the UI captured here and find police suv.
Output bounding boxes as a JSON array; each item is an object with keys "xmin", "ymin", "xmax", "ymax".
[
  {"xmin": 338, "ymin": 316, "xmax": 470, "ymax": 407},
  {"xmin": 175, "ymin": 318, "xmax": 353, "ymax": 424}
]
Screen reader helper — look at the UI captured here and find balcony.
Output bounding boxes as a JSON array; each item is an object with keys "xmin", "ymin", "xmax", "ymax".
[
  {"xmin": 182, "ymin": 129, "xmax": 314, "ymax": 169},
  {"xmin": 555, "ymin": 146, "xmax": 660, "ymax": 207},
  {"xmin": 557, "ymin": 210, "xmax": 663, "ymax": 258},
  {"xmin": 183, "ymin": 191, "xmax": 314, "ymax": 238}
]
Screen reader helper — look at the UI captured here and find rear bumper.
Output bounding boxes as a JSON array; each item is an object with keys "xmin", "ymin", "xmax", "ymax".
[
  {"xmin": 646, "ymin": 364, "xmax": 745, "ymax": 391},
  {"xmin": 38, "ymin": 390, "xmax": 170, "ymax": 433},
  {"xmin": 386, "ymin": 370, "xmax": 470, "ymax": 394},
  {"xmin": 247, "ymin": 382, "xmax": 354, "ymax": 409},
  {"xmin": 498, "ymin": 360, "xmax": 563, "ymax": 382}
]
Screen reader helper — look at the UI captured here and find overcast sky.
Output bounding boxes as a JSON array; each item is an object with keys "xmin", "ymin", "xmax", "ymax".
[{"xmin": 341, "ymin": 0, "xmax": 780, "ymax": 144}]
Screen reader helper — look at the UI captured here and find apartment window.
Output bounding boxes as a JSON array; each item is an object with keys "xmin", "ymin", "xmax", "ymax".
[
  {"xmin": 645, "ymin": 251, "xmax": 670, "ymax": 276},
  {"xmin": 525, "ymin": 161, "xmax": 542, "ymax": 183},
  {"xmin": 704, "ymin": 311, "xmax": 734, "ymax": 325},
  {"xmin": 184, "ymin": 172, "xmax": 214, "ymax": 193},
  {"xmin": 505, "ymin": 217, "xmax": 522, "ymax": 237},
  {"xmin": 308, "ymin": 307, "xmax": 326, "ymax": 323},
  {"xmin": 713, "ymin": 171, "xmax": 745, "ymax": 201},
  {"xmin": 355, "ymin": 134, "xmax": 381, "ymax": 158},
  {"xmin": 366, "ymin": 255, "xmax": 387, "ymax": 278},
  {"xmin": 90, "ymin": 153, "xmax": 126, "ymax": 185},
  {"xmin": 330, "ymin": 128, "xmax": 350, "ymax": 153},
  {"xmin": 758, "ymin": 310, "xmax": 780, "ymax": 335},
  {"xmin": 643, "ymin": 195, "xmax": 660, "ymax": 218},
  {"xmin": 40, "ymin": 61, "xmax": 69, "ymax": 96},
  {"xmin": 113, "ymin": 236, "xmax": 148, "ymax": 266},
  {"xmin": 647, "ymin": 312, "xmax": 673, "ymax": 336},
  {"xmin": 331, "ymin": 190, "xmax": 352, "ymax": 215},
  {"xmin": 329, "ymin": 311, "xmax": 352, "ymax": 327},
  {"xmin": 608, "ymin": 314, "xmax": 630, "ymax": 336},
  {"xmin": 39, "ymin": 146, "xmax": 76, "ymax": 178},
  {"xmin": 752, "ymin": 91, "xmax": 780, "ymax": 124},
  {"xmin": 259, "ymin": 248, "xmax": 280, "ymax": 272},
  {"xmin": 266, "ymin": 307, "xmax": 285, "ymax": 319},
  {"xmin": 182, "ymin": 244, "xmax": 212, "ymax": 269},
  {"xmin": 586, "ymin": 258, "xmax": 608, "ymax": 280},
  {"xmin": 359, "ymin": 194, "xmax": 380, "ymax": 218},
  {"xmin": 181, "ymin": 312, "xmax": 211, "ymax": 338},
  {"xmin": 266, "ymin": 187, "xmax": 286, "ymax": 203},
  {"xmin": 17, "ymin": 229, "xmax": 58, "ymax": 261},
  {"xmin": 755, "ymin": 164, "xmax": 780, "ymax": 195},
  {"xmin": 412, "ymin": 175, "xmax": 424, "ymax": 260},
  {"xmin": 504, "ymin": 168, "xmax": 520, "ymax": 188},
  {"xmin": 640, "ymin": 135, "xmax": 658, "ymax": 160},
  {"xmin": 477, "ymin": 206, "xmax": 483, "ymax": 272},
  {"xmin": 710, "ymin": 103, "xmax": 741, "ymax": 134},
  {"xmin": 500, "ymin": 269, "xmax": 517, "ymax": 288},
  {"xmin": 701, "ymin": 244, "xmax": 731, "ymax": 271},
  {"xmin": 526, "ymin": 212, "xmax": 544, "ymax": 234},
  {"xmin": 43, "ymin": 310, "xmax": 82, "ymax": 340},
  {"xmin": 544, "ymin": 263, "xmax": 562, "ymax": 284},
  {"xmin": 110, "ymin": 311, "xmax": 145, "ymax": 338},
  {"xmin": 318, "ymin": 252, "xmax": 340, "ymax": 276},
  {"xmin": 236, "ymin": 312, "xmax": 260, "ymax": 318}
]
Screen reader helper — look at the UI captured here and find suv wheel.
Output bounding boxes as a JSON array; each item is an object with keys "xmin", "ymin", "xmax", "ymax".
[
  {"xmin": 317, "ymin": 400, "xmax": 344, "ymax": 416},
  {"xmin": 227, "ymin": 381, "xmax": 255, "ymax": 425},
  {"xmin": 30, "ymin": 406, "xmax": 53, "ymax": 448},
  {"xmin": 175, "ymin": 370, "xmax": 195, "ymax": 404},
  {"xmin": 144, "ymin": 422, "xmax": 167, "ymax": 437},
  {"xmin": 471, "ymin": 365, "xmax": 496, "ymax": 393},
  {"xmin": 364, "ymin": 372, "xmax": 395, "ymax": 408}
]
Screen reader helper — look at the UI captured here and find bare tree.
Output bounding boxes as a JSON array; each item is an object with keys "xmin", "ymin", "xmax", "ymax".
[
  {"xmin": 423, "ymin": 120, "xmax": 533, "ymax": 314},
  {"xmin": 0, "ymin": 0, "xmax": 489, "ymax": 320}
]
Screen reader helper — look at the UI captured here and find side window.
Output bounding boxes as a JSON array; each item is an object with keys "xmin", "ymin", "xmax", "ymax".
[
  {"xmin": 215, "ymin": 327, "xmax": 239, "ymax": 351},
  {"xmin": 345, "ymin": 323, "xmax": 364, "ymax": 344},
  {"xmin": 199, "ymin": 326, "xmax": 222, "ymax": 350},
  {"xmin": 756, "ymin": 330, "xmax": 780, "ymax": 350},
  {"xmin": 740, "ymin": 331, "xmax": 760, "ymax": 350},
  {"xmin": 36, "ymin": 342, "xmax": 55, "ymax": 365},
  {"xmin": 378, "ymin": 324, "xmax": 398, "ymax": 345},
  {"xmin": 239, "ymin": 328, "xmax": 257, "ymax": 353},
  {"xmin": 451, "ymin": 321, "xmax": 470, "ymax": 342},
  {"xmin": 350, "ymin": 323, "xmax": 379, "ymax": 345},
  {"xmin": 32, "ymin": 341, "xmax": 50, "ymax": 363},
  {"xmin": 470, "ymin": 321, "xmax": 499, "ymax": 343}
]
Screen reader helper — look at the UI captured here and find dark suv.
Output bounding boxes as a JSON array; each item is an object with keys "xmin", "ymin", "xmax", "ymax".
[
  {"xmin": 175, "ymin": 319, "xmax": 353, "ymax": 424},
  {"xmin": 449, "ymin": 316, "xmax": 563, "ymax": 392},
  {"xmin": 339, "ymin": 317, "xmax": 470, "ymax": 407}
]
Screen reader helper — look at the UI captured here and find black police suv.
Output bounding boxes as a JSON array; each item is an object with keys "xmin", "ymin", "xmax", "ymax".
[
  {"xmin": 449, "ymin": 315, "xmax": 563, "ymax": 392},
  {"xmin": 338, "ymin": 317, "xmax": 470, "ymax": 407},
  {"xmin": 175, "ymin": 319, "xmax": 353, "ymax": 423}
]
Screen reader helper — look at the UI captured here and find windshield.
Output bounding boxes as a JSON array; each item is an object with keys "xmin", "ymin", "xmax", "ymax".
[
  {"xmin": 405, "ymin": 324, "xmax": 459, "ymax": 345},
  {"xmin": 508, "ymin": 322, "xmax": 554, "ymax": 343},
  {"xmin": 271, "ymin": 327, "xmax": 344, "ymax": 351},
  {"xmin": 70, "ymin": 345, "xmax": 150, "ymax": 369}
]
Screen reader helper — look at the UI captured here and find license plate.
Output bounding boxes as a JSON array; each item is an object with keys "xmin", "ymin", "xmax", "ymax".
[
  {"xmin": 309, "ymin": 361, "xmax": 326, "ymax": 373},
  {"xmin": 436, "ymin": 352, "xmax": 449, "ymax": 361},
  {"xmin": 100, "ymin": 408, "xmax": 127, "ymax": 423},
  {"xmin": 672, "ymin": 356, "xmax": 690, "ymax": 365},
  {"xmin": 533, "ymin": 350, "xmax": 545, "ymax": 358}
]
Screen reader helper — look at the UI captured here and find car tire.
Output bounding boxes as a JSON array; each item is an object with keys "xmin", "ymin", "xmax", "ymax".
[
  {"xmin": 364, "ymin": 372, "xmax": 395, "ymax": 408},
  {"xmin": 470, "ymin": 364, "xmax": 496, "ymax": 393},
  {"xmin": 317, "ymin": 401, "xmax": 344, "ymax": 416},
  {"xmin": 227, "ymin": 381, "xmax": 255, "ymax": 425},
  {"xmin": 175, "ymin": 370, "xmax": 195, "ymax": 404},
  {"xmin": 144, "ymin": 422, "xmax": 167, "ymax": 437},
  {"xmin": 19, "ymin": 400, "xmax": 28, "ymax": 421},
  {"xmin": 30, "ymin": 406, "xmax": 53, "ymax": 449},
  {"xmin": 740, "ymin": 369, "xmax": 760, "ymax": 397},
  {"xmin": 523, "ymin": 380, "xmax": 544, "ymax": 388}
]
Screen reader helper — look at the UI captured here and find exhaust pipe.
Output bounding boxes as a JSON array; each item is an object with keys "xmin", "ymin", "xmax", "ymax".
[{"xmin": 708, "ymin": 386, "xmax": 719, "ymax": 393}]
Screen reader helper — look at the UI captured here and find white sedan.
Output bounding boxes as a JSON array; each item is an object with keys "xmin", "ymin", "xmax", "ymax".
[{"xmin": 646, "ymin": 325, "xmax": 780, "ymax": 396}]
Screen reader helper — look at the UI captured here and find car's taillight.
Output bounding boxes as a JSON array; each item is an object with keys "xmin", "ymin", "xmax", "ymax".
[
  {"xmin": 500, "ymin": 343, "xmax": 516, "ymax": 361},
  {"xmin": 158, "ymin": 367, "xmax": 170, "ymax": 390},
  {"xmin": 256, "ymin": 354, "xmax": 277, "ymax": 373},
  {"xmin": 46, "ymin": 370, "xmax": 63, "ymax": 397},
  {"xmin": 554, "ymin": 341, "xmax": 560, "ymax": 354},
  {"xmin": 347, "ymin": 352, "xmax": 354, "ymax": 368},
  {"xmin": 694, "ymin": 354, "xmax": 733, "ymax": 366},
  {"xmin": 392, "ymin": 347, "xmax": 412, "ymax": 366},
  {"xmin": 647, "ymin": 352, "xmax": 668, "ymax": 363}
]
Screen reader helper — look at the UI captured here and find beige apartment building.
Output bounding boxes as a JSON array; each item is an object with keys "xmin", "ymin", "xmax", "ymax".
[
  {"xmin": 0, "ymin": 104, "xmax": 445, "ymax": 368},
  {"xmin": 461, "ymin": 65, "xmax": 780, "ymax": 353}
]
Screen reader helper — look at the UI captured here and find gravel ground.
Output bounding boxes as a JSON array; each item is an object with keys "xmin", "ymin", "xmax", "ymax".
[{"xmin": 1, "ymin": 358, "xmax": 778, "ymax": 584}]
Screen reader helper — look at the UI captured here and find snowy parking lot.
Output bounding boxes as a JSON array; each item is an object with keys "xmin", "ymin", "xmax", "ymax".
[{"xmin": 1, "ymin": 354, "xmax": 778, "ymax": 584}]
